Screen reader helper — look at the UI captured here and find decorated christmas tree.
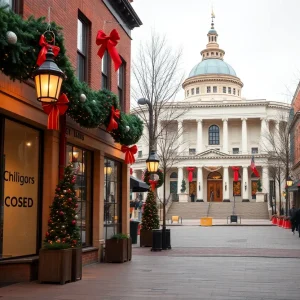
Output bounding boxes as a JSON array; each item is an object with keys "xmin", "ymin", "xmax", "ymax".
[
  {"xmin": 140, "ymin": 190, "xmax": 159, "ymax": 231},
  {"xmin": 257, "ymin": 178, "xmax": 262, "ymax": 192},
  {"xmin": 180, "ymin": 179, "xmax": 186, "ymax": 193},
  {"xmin": 44, "ymin": 164, "xmax": 81, "ymax": 249}
]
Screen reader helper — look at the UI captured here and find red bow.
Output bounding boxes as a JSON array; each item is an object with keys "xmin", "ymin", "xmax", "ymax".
[
  {"xmin": 106, "ymin": 106, "xmax": 120, "ymax": 132},
  {"xmin": 232, "ymin": 167, "xmax": 240, "ymax": 182},
  {"xmin": 130, "ymin": 168, "xmax": 133, "ymax": 175},
  {"xmin": 121, "ymin": 145, "xmax": 138, "ymax": 164},
  {"xmin": 187, "ymin": 167, "xmax": 194, "ymax": 182},
  {"xmin": 96, "ymin": 29, "xmax": 122, "ymax": 71},
  {"xmin": 42, "ymin": 94, "xmax": 69, "ymax": 130},
  {"xmin": 149, "ymin": 180, "xmax": 158, "ymax": 191},
  {"xmin": 37, "ymin": 34, "xmax": 60, "ymax": 66}
]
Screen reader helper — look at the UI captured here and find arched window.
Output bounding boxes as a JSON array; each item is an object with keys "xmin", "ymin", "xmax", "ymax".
[
  {"xmin": 170, "ymin": 172, "xmax": 178, "ymax": 179},
  {"xmin": 209, "ymin": 125, "xmax": 220, "ymax": 145},
  {"xmin": 207, "ymin": 171, "xmax": 222, "ymax": 180}
]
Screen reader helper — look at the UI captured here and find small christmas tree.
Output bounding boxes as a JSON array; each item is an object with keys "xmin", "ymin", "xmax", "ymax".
[
  {"xmin": 257, "ymin": 178, "xmax": 262, "ymax": 192},
  {"xmin": 44, "ymin": 164, "xmax": 81, "ymax": 249},
  {"xmin": 140, "ymin": 190, "xmax": 159, "ymax": 231},
  {"xmin": 180, "ymin": 179, "xmax": 186, "ymax": 193}
]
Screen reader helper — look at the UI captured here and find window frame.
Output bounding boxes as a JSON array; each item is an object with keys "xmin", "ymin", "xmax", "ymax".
[
  {"xmin": 213, "ymin": 86, "xmax": 217, "ymax": 93},
  {"xmin": 232, "ymin": 147, "xmax": 239, "ymax": 154},
  {"xmin": 223, "ymin": 87, "xmax": 226, "ymax": 93},
  {"xmin": 101, "ymin": 50, "xmax": 110, "ymax": 90},
  {"xmin": 207, "ymin": 86, "xmax": 211, "ymax": 93},
  {"xmin": 208, "ymin": 125, "xmax": 220, "ymax": 145},
  {"xmin": 118, "ymin": 58, "xmax": 126, "ymax": 111},
  {"xmin": 251, "ymin": 147, "xmax": 258, "ymax": 154}
]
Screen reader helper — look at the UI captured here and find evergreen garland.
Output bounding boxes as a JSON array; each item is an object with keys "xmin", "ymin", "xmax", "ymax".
[
  {"xmin": 140, "ymin": 191, "xmax": 159, "ymax": 231},
  {"xmin": 143, "ymin": 168, "xmax": 164, "ymax": 188},
  {"xmin": 0, "ymin": 7, "xmax": 143, "ymax": 146}
]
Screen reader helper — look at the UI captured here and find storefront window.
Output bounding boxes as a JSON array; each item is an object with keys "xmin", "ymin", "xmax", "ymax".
[
  {"xmin": 0, "ymin": 119, "xmax": 41, "ymax": 259},
  {"xmin": 66, "ymin": 145, "xmax": 92, "ymax": 246},
  {"xmin": 104, "ymin": 158, "xmax": 121, "ymax": 240}
]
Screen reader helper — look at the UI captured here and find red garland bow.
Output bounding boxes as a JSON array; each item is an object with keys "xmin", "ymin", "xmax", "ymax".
[
  {"xmin": 106, "ymin": 106, "xmax": 120, "ymax": 132},
  {"xmin": 187, "ymin": 167, "xmax": 194, "ymax": 182},
  {"xmin": 96, "ymin": 29, "xmax": 122, "ymax": 71},
  {"xmin": 42, "ymin": 94, "xmax": 69, "ymax": 130},
  {"xmin": 37, "ymin": 35, "xmax": 60, "ymax": 66},
  {"xmin": 232, "ymin": 167, "xmax": 240, "ymax": 182},
  {"xmin": 121, "ymin": 145, "xmax": 138, "ymax": 165},
  {"xmin": 149, "ymin": 180, "xmax": 158, "ymax": 191}
]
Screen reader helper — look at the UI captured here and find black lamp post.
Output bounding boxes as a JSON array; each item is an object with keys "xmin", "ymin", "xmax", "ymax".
[
  {"xmin": 286, "ymin": 176, "xmax": 293, "ymax": 216},
  {"xmin": 146, "ymin": 151, "xmax": 159, "ymax": 173},
  {"xmin": 33, "ymin": 47, "xmax": 65, "ymax": 103}
]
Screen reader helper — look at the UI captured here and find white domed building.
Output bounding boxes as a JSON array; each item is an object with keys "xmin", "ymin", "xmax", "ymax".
[{"xmin": 132, "ymin": 16, "xmax": 290, "ymax": 209}]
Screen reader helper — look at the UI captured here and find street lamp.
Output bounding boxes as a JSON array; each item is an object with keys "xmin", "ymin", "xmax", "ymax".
[
  {"xmin": 286, "ymin": 176, "xmax": 293, "ymax": 187},
  {"xmin": 146, "ymin": 150, "xmax": 159, "ymax": 173},
  {"xmin": 285, "ymin": 176, "xmax": 293, "ymax": 216},
  {"xmin": 104, "ymin": 161, "xmax": 112, "ymax": 176}
]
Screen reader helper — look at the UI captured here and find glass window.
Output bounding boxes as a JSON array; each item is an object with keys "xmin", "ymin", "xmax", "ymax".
[
  {"xmin": 238, "ymin": 90, "xmax": 240, "ymax": 96},
  {"xmin": 118, "ymin": 59, "xmax": 125, "ymax": 111},
  {"xmin": 228, "ymin": 87, "xmax": 232, "ymax": 94},
  {"xmin": 232, "ymin": 148, "xmax": 239, "ymax": 154},
  {"xmin": 233, "ymin": 88, "xmax": 236, "ymax": 95},
  {"xmin": 170, "ymin": 172, "xmax": 178, "ymax": 178},
  {"xmin": 209, "ymin": 125, "xmax": 219, "ymax": 145},
  {"xmin": 138, "ymin": 150, "xmax": 142, "ymax": 158},
  {"xmin": 104, "ymin": 158, "xmax": 121, "ymax": 240},
  {"xmin": 191, "ymin": 88, "xmax": 194, "ymax": 95},
  {"xmin": 77, "ymin": 17, "xmax": 89, "ymax": 82},
  {"xmin": 213, "ymin": 86, "xmax": 217, "ymax": 93},
  {"xmin": 251, "ymin": 147, "xmax": 258, "ymax": 154},
  {"xmin": 196, "ymin": 87, "xmax": 199, "ymax": 94},
  {"xmin": 223, "ymin": 87, "xmax": 226, "ymax": 93},
  {"xmin": 207, "ymin": 86, "xmax": 211, "ymax": 93},
  {"xmin": 187, "ymin": 90, "xmax": 189, "ymax": 97},
  {"xmin": 66, "ymin": 145, "xmax": 92, "ymax": 246},
  {"xmin": 101, "ymin": 50, "xmax": 110, "ymax": 90},
  {"xmin": 1, "ymin": 119, "xmax": 40, "ymax": 259},
  {"xmin": 189, "ymin": 148, "xmax": 196, "ymax": 155}
]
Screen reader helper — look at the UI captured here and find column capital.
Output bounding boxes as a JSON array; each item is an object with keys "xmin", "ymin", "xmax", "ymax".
[
  {"xmin": 222, "ymin": 118, "xmax": 228, "ymax": 122},
  {"xmin": 260, "ymin": 117, "xmax": 269, "ymax": 122},
  {"xmin": 242, "ymin": 165, "xmax": 249, "ymax": 169},
  {"xmin": 241, "ymin": 117, "xmax": 248, "ymax": 121},
  {"xmin": 197, "ymin": 165, "xmax": 203, "ymax": 169},
  {"xmin": 197, "ymin": 119, "xmax": 203, "ymax": 123},
  {"xmin": 177, "ymin": 119, "xmax": 183, "ymax": 123},
  {"xmin": 223, "ymin": 166, "xmax": 229, "ymax": 169}
]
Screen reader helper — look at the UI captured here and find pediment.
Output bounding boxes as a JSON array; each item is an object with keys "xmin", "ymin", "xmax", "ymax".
[{"xmin": 196, "ymin": 149, "xmax": 229, "ymax": 158}]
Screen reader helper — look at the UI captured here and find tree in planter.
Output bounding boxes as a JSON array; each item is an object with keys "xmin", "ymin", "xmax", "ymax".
[
  {"xmin": 180, "ymin": 179, "xmax": 187, "ymax": 193},
  {"xmin": 257, "ymin": 178, "xmax": 263, "ymax": 192},
  {"xmin": 141, "ymin": 190, "xmax": 160, "ymax": 231},
  {"xmin": 44, "ymin": 164, "xmax": 81, "ymax": 249}
]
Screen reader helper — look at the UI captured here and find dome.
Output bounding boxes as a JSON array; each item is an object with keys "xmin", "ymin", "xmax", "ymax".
[
  {"xmin": 208, "ymin": 29, "xmax": 217, "ymax": 34},
  {"xmin": 188, "ymin": 59, "xmax": 237, "ymax": 78}
]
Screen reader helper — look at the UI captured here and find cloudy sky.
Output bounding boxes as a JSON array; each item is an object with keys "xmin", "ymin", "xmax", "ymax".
[{"xmin": 131, "ymin": 0, "xmax": 300, "ymax": 103}]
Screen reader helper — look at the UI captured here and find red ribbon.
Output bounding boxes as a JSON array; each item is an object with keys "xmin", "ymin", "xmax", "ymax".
[
  {"xmin": 37, "ymin": 35, "xmax": 60, "ymax": 66},
  {"xmin": 42, "ymin": 94, "xmax": 69, "ymax": 130},
  {"xmin": 121, "ymin": 145, "xmax": 138, "ymax": 164},
  {"xmin": 96, "ymin": 29, "xmax": 122, "ymax": 71},
  {"xmin": 149, "ymin": 180, "xmax": 158, "ymax": 191},
  {"xmin": 130, "ymin": 168, "xmax": 133, "ymax": 175},
  {"xmin": 187, "ymin": 167, "xmax": 194, "ymax": 182},
  {"xmin": 232, "ymin": 167, "xmax": 240, "ymax": 182},
  {"xmin": 106, "ymin": 106, "xmax": 120, "ymax": 132}
]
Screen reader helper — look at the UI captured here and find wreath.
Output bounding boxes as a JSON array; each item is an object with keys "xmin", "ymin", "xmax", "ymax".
[{"xmin": 143, "ymin": 168, "xmax": 164, "ymax": 188}]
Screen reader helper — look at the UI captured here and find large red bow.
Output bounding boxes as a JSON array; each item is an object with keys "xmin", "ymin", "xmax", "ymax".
[
  {"xmin": 37, "ymin": 35, "xmax": 60, "ymax": 66},
  {"xmin": 121, "ymin": 145, "xmax": 138, "ymax": 164},
  {"xmin": 106, "ymin": 106, "xmax": 120, "ymax": 132},
  {"xmin": 42, "ymin": 94, "xmax": 69, "ymax": 130},
  {"xmin": 96, "ymin": 29, "xmax": 122, "ymax": 71},
  {"xmin": 187, "ymin": 167, "xmax": 194, "ymax": 182},
  {"xmin": 232, "ymin": 167, "xmax": 240, "ymax": 182},
  {"xmin": 149, "ymin": 180, "xmax": 158, "ymax": 192}
]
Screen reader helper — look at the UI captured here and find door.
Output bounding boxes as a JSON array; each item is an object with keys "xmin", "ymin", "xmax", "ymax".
[
  {"xmin": 189, "ymin": 181, "xmax": 196, "ymax": 201},
  {"xmin": 170, "ymin": 181, "xmax": 178, "ymax": 201},
  {"xmin": 207, "ymin": 180, "xmax": 223, "ymax": 202}
]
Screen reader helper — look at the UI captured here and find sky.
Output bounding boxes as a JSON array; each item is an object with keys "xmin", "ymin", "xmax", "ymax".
[{"xmin": 131, "ymin": 0, "xmax": 300, "ymax": 103}]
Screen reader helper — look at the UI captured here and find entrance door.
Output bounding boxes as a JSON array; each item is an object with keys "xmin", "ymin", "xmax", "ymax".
[
  {"xmin": 170, "ymin": 181, "xmax": 178, "ymax": 201},
  {"xmin": 207, "ymin": 180, "xmax": 223, "ymax": 202}
]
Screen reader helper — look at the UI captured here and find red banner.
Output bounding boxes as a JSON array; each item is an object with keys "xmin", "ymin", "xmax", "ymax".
[
  {"xmin": 232, "ymin": 167, "xmax": 240, "ymax": 182},
  {"xmin": 96, "ymin": 29, "xmax": 122, "ymax": 71},
  {"xmin": 37, "ymin": 34, "xmax": 60, "ymax": 66},
  {"xmin": 187, "ymin": 167, "xmax": 194, "ymax": 182},
  {"xmin": 121, "ymin": 145, "xmax": 137, "ymax": 165},
  {"xmin": 149, "ymin": 180, "xmax": 158, "ymax": 191},
  {"xmin": 42, "ymin": 94, "xmax": 69, "ymax": 130},
  {"xmin": 106, "ymin": 106, "xmax": 120, "ymax": 132}
]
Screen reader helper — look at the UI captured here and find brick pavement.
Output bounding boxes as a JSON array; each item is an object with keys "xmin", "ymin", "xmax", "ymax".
[{"xmin": 0, "ymin": 226, "xmax": 300, "ymax": 300}]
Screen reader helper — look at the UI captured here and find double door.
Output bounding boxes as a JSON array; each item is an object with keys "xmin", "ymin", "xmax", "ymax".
[{"xmin": 207, "ymin": 180, "xmax": 223, "ymax": 202}]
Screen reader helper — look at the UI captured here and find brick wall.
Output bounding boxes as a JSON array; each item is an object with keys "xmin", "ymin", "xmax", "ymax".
[
  {"xmin": 292, "ymin": 90, "xmax": 300, "ymax": 167},
  {"xmin": 82, "ymin": 249, "xmax": 98, "ymax": 266},
  {"xmin": 23, "ymin": 0, "xmax": 132, "ymax": 112}
]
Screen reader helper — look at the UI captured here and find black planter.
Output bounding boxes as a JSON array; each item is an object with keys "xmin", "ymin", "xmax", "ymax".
[
  {"xmin": 165, "ymin": 229, "xmax": 171, "ymax": 249},
  {"xmin": 130, "ymin": 220, "xmax": 140, "ymax": 244},
  {"xmin": 151, "ymin": 229, "xmax": 162, "ymax": 251}
]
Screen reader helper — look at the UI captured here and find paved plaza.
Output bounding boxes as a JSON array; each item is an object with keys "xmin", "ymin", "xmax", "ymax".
[{"xmin": 1, "ymin": 226, "xmax": 300, "ymax": 300}]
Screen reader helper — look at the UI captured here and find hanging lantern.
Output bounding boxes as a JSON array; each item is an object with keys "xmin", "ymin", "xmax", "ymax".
[
  {"xmin": 33, "ymin": 47, "xmax": 65, "ymax": 103},
  {"xmin": 146, "ymin": 150, "xmax": 159, "ymax": 173},
  {"xmin": 286, "ymin": 176, "xmax": 293, "ymax": 187},
  {"xmin": 104, "ymin": 161, "xmax": 112, "ymax": 175}
]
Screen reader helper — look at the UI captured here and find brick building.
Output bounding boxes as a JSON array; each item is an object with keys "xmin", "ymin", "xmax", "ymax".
[{"xmin": 0, "ymin": 0, "xmax": 141, "ymax": 282}]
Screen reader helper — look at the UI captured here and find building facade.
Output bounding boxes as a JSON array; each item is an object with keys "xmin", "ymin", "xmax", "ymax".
[
  {"xmin": 133, "ymin": 16, "xmax": 290, "ymax": 208},
  {"xmin": 0, "ymin": 0, "xmax": 141, "ymax": 282}
]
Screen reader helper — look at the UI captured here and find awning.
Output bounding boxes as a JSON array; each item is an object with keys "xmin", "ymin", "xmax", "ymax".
[
  {"xmin": 130, "ymin": 176, "xmax": 149, "ymax": 192},
  {"xmin": 288, "ymin": 180, "xmax": 300, "ymax": 192}
]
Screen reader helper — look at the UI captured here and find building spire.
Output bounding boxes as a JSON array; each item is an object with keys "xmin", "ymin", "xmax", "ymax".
[{"xmin": 211, "ymin": 8, "xmax": 215, "ymax": 29}]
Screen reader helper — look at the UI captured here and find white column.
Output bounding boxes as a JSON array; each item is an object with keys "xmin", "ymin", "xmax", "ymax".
[
  {"xmin": 222, "ymin": 118, "xmax": 228, "ymax": 153},
  {"xmin": 274, "ymin": 120, "xmax": 280, "ymax": 149},
  {"xmin": 196, "ymin": 119, "xmax": 203, "ymax": 153},
  {"xmin": 242, "ymin": 118, "xmax": 248, "ymax": 154},
  {"xmin": 178, "ymin": 120, "xmax": 184, "ymax": 154},
  {"xmin": 262, "ymin": 165, "xmax": 270, "ymax": 196},
  {"xmin": 197, "ymin": 166, "xmax": 203, "ymax": 201},
  {"xmin": 260, "ymin": 118, "xmax": 269, "ymax": 153},
  {"xmin": 223, "ymin": 166, "xmax": 230, "ymax": 201},
  {"xmin": 242, "ymin": 166, "xmax": 249, "ymax": 201},
  {"xmin": 178, "ymin": 167, "xmax": 183, "ymax": 194}
]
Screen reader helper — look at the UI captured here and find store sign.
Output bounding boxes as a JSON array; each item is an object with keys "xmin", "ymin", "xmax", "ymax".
[{"xmin": 66, "ymin": 127, "xmax": 84, "ymax": 141}]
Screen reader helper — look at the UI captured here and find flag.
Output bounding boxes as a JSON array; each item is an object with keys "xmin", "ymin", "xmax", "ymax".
[{"xmin": 251, "ymin": 156, "xmax": 260, "ymax": 177}]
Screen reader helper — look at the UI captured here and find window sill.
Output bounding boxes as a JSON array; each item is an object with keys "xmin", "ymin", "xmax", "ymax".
[{"xmin": 82, "ymin": 247, "xmax": 98, "ymax": 253}]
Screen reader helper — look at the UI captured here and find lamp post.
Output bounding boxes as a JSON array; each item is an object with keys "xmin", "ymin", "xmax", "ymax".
[{"xmin": 286, "ymin": 176, "xmax": 293, "ymax": 216}]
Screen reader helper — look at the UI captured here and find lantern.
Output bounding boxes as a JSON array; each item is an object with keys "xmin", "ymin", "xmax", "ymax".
[
  {"xmin": 286, "ymin": 176, "xmax": 293, "ymax": 187},
  {"xmin": 104, "ymin": 161, "xmax": 112, "ymax": 175},
  {"xmin": 146, "ymin": 150, "xmax": 159, "ymax": 173}
]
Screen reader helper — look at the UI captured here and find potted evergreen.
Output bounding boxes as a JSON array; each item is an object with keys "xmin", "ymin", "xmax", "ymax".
[
  {"xmin": 178, "ymin": 179, "xmax": 189, "ymax": 202},
  {"xmin": 256, "ymin": 178, "xmax": 265, "ymax": 202},
  {"xmin": 140, "ymin": 190, "xmax": 159, "ymax": 247},
  {"xmin": 105, "ymin": 233, "xmax": 132, "ymax": 263},
  {"xmin": 39, "ymin": 164, "xmax": 82, "ymax": 284}
]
